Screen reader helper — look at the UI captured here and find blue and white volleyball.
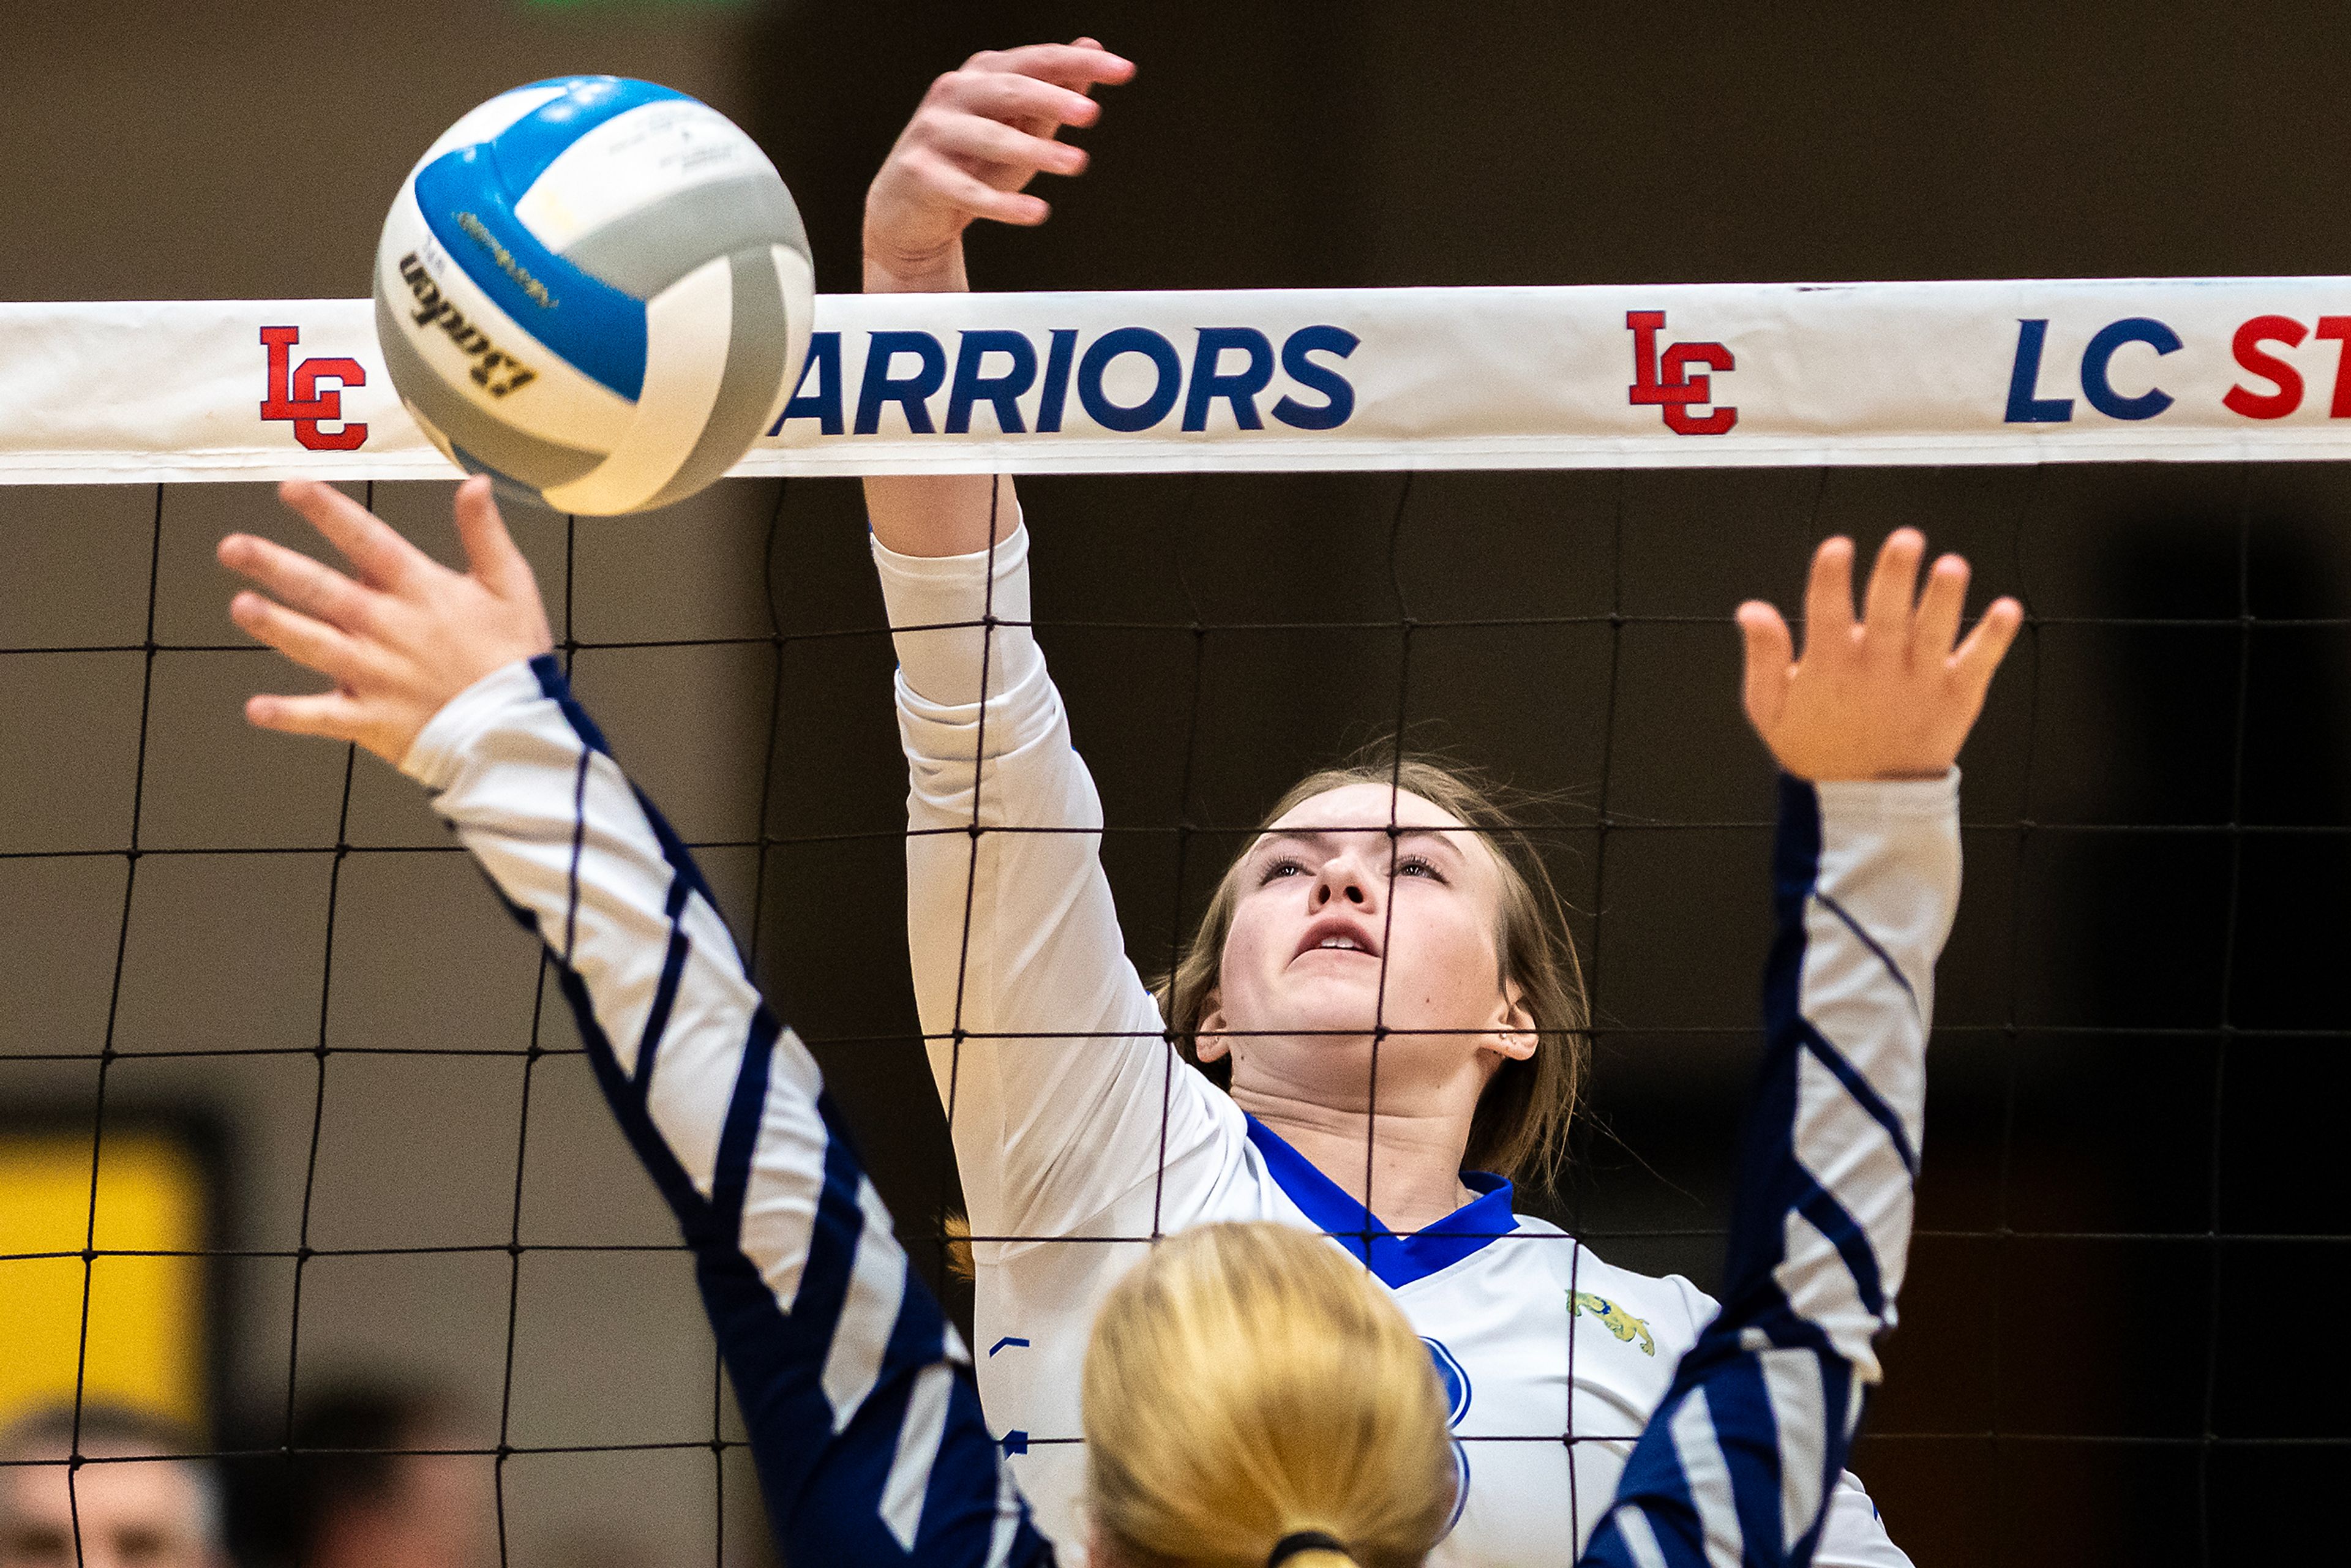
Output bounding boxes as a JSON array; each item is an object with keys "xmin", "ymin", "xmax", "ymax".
[{"xmin": 375, "ymin": 77, "xmax": 814, "ymax": 516}]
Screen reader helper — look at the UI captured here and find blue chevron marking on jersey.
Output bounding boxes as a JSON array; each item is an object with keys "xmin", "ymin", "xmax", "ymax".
[{"xmin": 1421, "ymin": 1337, "xmax": 1472, "ymax": 1425}]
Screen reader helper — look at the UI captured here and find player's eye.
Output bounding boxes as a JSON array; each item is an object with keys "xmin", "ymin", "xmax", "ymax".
[
  {"xmin": 1257, "ymin": 855, "xmax": 1308, "ymax": 885},
  {"xmin": 1394, "ymin": 853, "xmax": 1444, "ymax": 881}
]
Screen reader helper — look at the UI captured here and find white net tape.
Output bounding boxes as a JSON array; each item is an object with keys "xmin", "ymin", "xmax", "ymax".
[{"xmin": 9, "ymin": 279, "xmax": 2351, "ymax": 484}]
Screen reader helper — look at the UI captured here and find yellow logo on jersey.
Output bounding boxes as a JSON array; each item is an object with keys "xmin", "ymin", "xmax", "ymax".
[{"xmin": 1570, "ymin": 1291, "xmax": 1655, "ymax": 1356}]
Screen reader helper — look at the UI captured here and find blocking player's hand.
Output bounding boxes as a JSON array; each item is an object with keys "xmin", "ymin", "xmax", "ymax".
[
  {"xmin": 220, "ymin": 476, "xmax": 555, "ymax": 767},
  {"xmin": 864, "ymin": 39, "xmax": 1133, "ymax": 284},
  {"xmin": 1736, "ymin": 529, "xmax": 2023, "ymax": 782}
]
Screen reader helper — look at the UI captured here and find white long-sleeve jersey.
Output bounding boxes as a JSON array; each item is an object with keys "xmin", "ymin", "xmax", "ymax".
[{"xmin": 879, "ymin": 525, "xmax": 1941, "ymax": 1567}]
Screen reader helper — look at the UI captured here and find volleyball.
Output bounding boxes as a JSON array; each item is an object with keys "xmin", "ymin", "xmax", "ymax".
[{"xmin": 373, "ymin": 76, "xmax": 814, "ymax": 516}]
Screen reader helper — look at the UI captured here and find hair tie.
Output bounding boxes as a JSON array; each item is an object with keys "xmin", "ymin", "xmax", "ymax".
[{"xmin": 1267, "ymin": 1531, "xmax": 1347, "ymax": 1567}]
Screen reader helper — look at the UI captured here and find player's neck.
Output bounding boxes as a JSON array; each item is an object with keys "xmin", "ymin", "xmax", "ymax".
[{"xmin": 1234, "ymin": 1087, "xmax": 1479, "ymax": 1234}]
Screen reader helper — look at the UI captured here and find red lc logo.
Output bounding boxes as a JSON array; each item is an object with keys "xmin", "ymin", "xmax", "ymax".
[
  {"xmin": 260, "ymin": 326, "xmax": 368, "ymax": 451},
  {"xmin": 1626, "ymin": 310, "xmax": 1736, "ymax": 435}
]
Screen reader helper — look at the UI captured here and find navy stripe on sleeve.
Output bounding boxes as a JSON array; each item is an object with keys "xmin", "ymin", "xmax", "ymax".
[{"xmin": 441, "ymin": 659, "xmax": 1051, "ymax": 1567}]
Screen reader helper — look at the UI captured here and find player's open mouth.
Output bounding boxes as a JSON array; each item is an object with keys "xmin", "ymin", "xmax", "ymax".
[{"xmin": 1293, "ymin": 918, "xmax": 1382, "ymax": 962}]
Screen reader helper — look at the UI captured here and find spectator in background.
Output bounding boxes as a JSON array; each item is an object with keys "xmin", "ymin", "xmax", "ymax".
[
  {"xmin": 0, "ymin": 1403, "xmax": 226, "ymax": 1568},
  {"xmin": 226, "ymin": 1385, "xmax": 491, "ymax": 1568}
]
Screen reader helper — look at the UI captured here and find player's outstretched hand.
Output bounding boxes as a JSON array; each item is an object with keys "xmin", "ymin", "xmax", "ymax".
[
  {"xmin": 219, "ymin": 477, "xmax": 555, "ymax": 767},
  {"xmin": 864, "ymin": 38, "xmax": 1133, "ymax": 285},
  {"xmin": 1736, "ymin": 528, "xmax": 2023, "ymax": 782}
]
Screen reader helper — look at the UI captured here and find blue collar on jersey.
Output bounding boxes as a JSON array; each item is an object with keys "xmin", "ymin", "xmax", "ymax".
[{"xmin": 1243, "ymin": 1116, "xmax": 1517, "ymax": 1289}]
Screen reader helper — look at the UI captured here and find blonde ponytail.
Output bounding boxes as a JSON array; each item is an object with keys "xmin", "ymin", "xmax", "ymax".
[{"xmin": 1081, "ymin": 1223, "xmax": 1455, "ymax": 1568}]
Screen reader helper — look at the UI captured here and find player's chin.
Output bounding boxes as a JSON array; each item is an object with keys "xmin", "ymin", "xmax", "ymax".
[{"xmin": 1270, "ymin": 988, "xmax": 1386, "ymax": 1042}]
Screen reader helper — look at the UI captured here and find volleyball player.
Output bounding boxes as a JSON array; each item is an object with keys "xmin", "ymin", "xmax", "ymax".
[
  {"xmin": 217, "ymin": 475, "xmax": 1977, "ymax": 1565},
  {"xmin": 219, "ymin": 459, "xmax": 2003, "ymax": 1566},
  {"xmin": 860, "ymin": 40, "xmax": 2019, "ymax": 1564}
]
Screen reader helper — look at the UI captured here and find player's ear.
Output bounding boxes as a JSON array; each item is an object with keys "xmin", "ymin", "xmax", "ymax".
[
  {"xmin": 1193, "ymin": 990, "xmax": 1230, "ymax": 1062},
  {"xmin": 1484, "ymin": 980, "xmax": 1537, "ymax": 1062}
]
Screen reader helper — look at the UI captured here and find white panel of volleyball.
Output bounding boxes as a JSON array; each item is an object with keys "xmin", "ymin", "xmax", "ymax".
[{"xmin": 10, "ymin": 277, "xmax": 2351, "ymax": 487}]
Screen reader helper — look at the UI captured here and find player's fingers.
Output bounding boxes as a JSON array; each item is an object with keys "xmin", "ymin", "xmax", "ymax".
[
  {"xmin": 1861, "ymin": 528, "xmax": 1925, "ymax": 647},
  {"xmin": 1950, "ymin": 596, "xmax": 2026, "ymax": 693},
  {"xmin": 218, "ymin": 532, "xmax": 383, "ymax": 634},
  {"xmin": 1736, "ymin": 601, "xmax": 1794, "ymax": 732},
  {"xmin": 1911, "ymin": 553, "xmax": 1971, "ymax": 662},
  {"xmin": 924, "ymin": 111, "xmax": 1088, "ymax": 180},
  {"xmin": 1062, "ymin": 39, "xmax": 1118, "ymax": 96},
  {"xmin": 277, "ymin": 480, "xmax": 424, "ymax": 591},
  {"xmin": 228, "ymin": 590, "xmax": 380, "ymax": 686},
  {"xmin": 997, "ymin": 40, "xmax": 1123, "ymax": 138},
  {"xmin": 451, "ymin": 476, "xmax": 535, "ymax": 601},
  {"xmin": 939, "ymin": 68, "xmax": 1103, "ymax": 132},
  {"xmin": 244, "ymin": 688, "xmax": 367, "ymax": 744},
  {"xmin": 904, "ymin": 149, "xmax": 1049, "ymax": 225},
  {"xmin": 1800, "ymin": 536, "xmax": 1858, "ymax": 659},
  {"xmin": 972, "ymin": 42, "xmax": 1136, "ymax": 93}
]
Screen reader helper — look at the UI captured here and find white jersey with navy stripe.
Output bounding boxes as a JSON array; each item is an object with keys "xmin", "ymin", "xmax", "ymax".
[
  {"xmin": 405, "ymin": 657, "xmax": 1053, "ymax": 1568},
  {"xmin": 1578, "ymin": 767, "xmax": 1949, "ymax": 1566},
  {"xmin": 879, "ymin": 525, "xmax": 1934, "ymax": 1568}
]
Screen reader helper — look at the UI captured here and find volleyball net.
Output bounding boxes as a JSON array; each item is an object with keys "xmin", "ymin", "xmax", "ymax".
[
  {"xmin": 4, "ymin": 280, "xmax": 2345, "ymax": 1568},
  {"xmin": 15, "ymin": 277, "xmax": 2351, "ymax": 483}
]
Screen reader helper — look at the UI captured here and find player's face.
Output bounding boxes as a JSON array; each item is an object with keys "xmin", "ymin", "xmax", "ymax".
[
  {"xmin": 1202, "ymin": 784, "xmax": 1531, "ymax": 1108},
  {"xmin": 0, "ymin": 1456, "xmax": 217, "ymax": 1568}
]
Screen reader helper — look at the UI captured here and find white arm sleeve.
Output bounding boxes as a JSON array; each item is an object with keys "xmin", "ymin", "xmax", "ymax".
[
  {"xmin": 1815, "ymin": 1474, "xmax": 1913, "ymax": 1568},
  {"xmin": 402, "ymin": 657, "xmax": 1052, "ymax": 1566},
  {"xmin": 874, "ymin": 523, "xmax": 1230, "ymax": 1252},
  {"xmin": 1794, "ymin": 775, "xmax": 1954, "ymax": 1568},
  {"xmin": 1635, "ymin": 775, "xmax": 1953, "ymax": 1568}
]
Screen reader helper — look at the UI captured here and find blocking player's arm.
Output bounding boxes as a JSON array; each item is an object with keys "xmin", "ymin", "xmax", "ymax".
[
  {"xmin": 220, "ymin": 479, "xmax": 1055, "ymax": 1568},
  {"xmin": 410, "ymin": 661, "xmax": 1052, "ymax": 1567},
  {"xmin": 1579, "ymin": 532, "xmax": 2018, "ymax": 1568},
  {"xmin": 860, "ymin": 38, "xmax": 1131, "ymax": 561},
  {"xmin": 1583, "ymin": 775, "xmax": 1954, "ymax": 1568}
]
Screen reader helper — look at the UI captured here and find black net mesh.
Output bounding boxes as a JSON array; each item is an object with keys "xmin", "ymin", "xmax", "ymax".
[{"xmin": 2, "ymin": 459, "xmax": 2345, "ymax": 1568}]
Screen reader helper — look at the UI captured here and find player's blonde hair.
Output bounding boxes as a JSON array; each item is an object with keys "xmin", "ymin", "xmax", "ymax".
[
  {"xmin": 1082, "ymin": 1222, "xmax": 1455, "ymax": 1568},
  {"xmin": 1154, "ymin": 752, "xmax": 1591, "ymax": 1187}
]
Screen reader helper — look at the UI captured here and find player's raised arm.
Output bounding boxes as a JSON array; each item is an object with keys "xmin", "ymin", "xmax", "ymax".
[
  {"xmin": 1583, "ymin": 533, "xmax": 2019, "ymax": 1567},
  {"xmin": 862, "ymin": 39, "xmax": 1132, "ymax": 560},
  {"xmin": 220, "ymin": 479, "xmax": 1053, "ymax": 1568},
  {"xmin": 858, "ymin": 42, "xmax": 1223, "ymax": 1255}
]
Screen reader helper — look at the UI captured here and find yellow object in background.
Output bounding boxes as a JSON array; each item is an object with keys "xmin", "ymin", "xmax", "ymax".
[{"xmin": 0, "ymin": 1131, "xmax": 207, "ymax": 1432}]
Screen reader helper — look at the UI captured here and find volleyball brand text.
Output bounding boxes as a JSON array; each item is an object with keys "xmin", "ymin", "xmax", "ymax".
[{"xmin": 395, "ymin": 253, "xmax": 540, "ymax": 400}]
